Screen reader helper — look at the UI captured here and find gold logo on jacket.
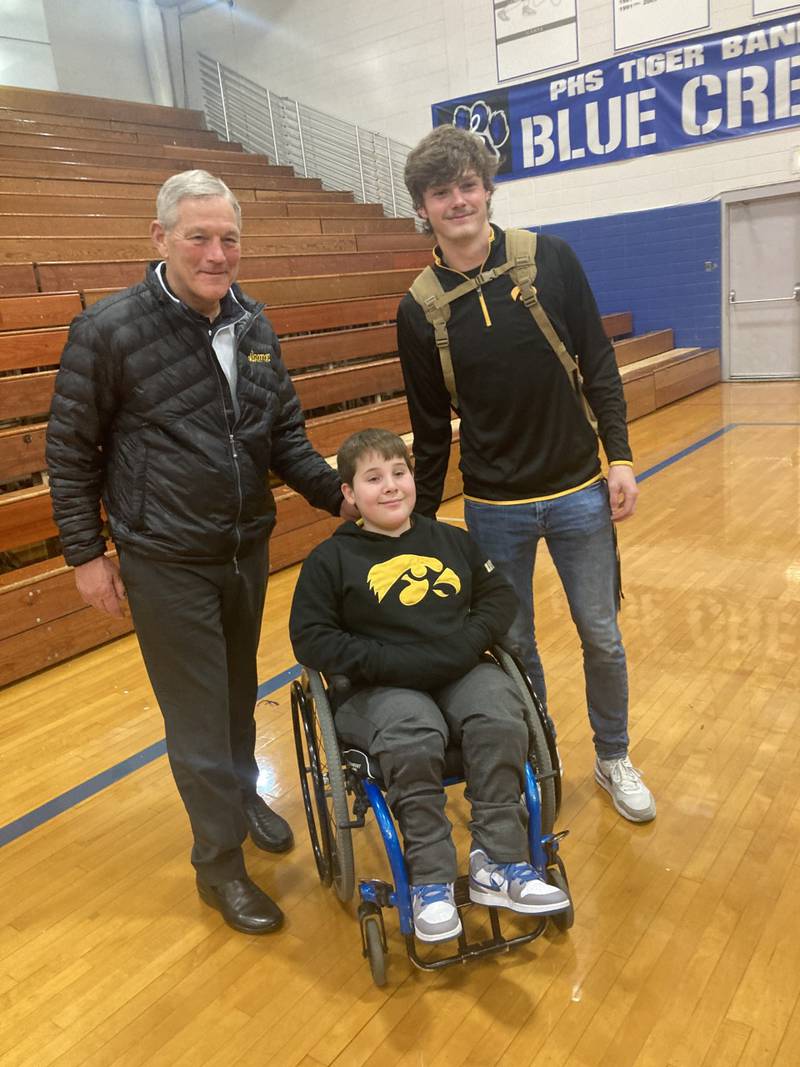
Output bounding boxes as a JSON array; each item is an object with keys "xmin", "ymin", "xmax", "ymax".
[
  {"xmin": 367, "ymin": 555, "xmax": 461, "ymax": 607},
  {"xmin": 248, "ymin": 352, "xmax": 271, "ymax": 363}
]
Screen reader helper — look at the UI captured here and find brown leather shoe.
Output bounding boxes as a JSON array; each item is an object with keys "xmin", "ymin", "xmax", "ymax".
[
  {"xmin": 197, "ymin": 875, "xmax": 284, "ymax": 934},
  {"xmin": 243, "ymin": 798, "xmax": 294, "ymax": 853}
]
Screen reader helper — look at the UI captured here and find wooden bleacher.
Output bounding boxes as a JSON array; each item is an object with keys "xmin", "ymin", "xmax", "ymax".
[
  {"xmin": 614, "ymin": 326, "xmax": 721, "ymax": 419},
  {"xmin": 0, "ymin": 84, "xmax": 720, "ymax": 687}
]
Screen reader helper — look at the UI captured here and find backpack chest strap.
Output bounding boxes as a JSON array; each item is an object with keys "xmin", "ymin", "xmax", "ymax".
[
  {"xmin": 433, "ymin": 259, "xmax": 516, "ymax": 309},
  {"xmin": 409, "ymin": 232, "xmax": 598, "ymax": 432}
]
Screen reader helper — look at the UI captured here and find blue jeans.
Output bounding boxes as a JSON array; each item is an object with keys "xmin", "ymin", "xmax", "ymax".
[{"xmin": 464, "ymin": 480, "xmax": 628, "ymax": 760}]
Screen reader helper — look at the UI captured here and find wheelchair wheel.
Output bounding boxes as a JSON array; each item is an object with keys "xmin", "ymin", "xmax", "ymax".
[
  {"xmin": 359, "ymin": 903, "xmax": 387, "ymax": 987},
  {"xmin": 305, "ymin": 669, "xmax": 356, "ymax": 902},
  {"xmin": 547, "ymin": 855, "xmax": 574, "ymax": 932},
  {"xmin": 291, "ymin": 679, "xmax": 333, "ymax": 887},
  {"xmin": 494, "ymin": 648, "xmax": 557, "ymax": 834}
]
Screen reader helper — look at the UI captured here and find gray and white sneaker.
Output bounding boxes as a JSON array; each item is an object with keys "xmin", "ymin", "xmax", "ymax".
[
  {"xmin": 595, "ymin": 755, "xmax": 656, "ymax": 822},
  {"xmin": 411, "ymin": 882, "xmax": 462, "ymax": 942},
  {"xmin": 468, "ymin": 850, "xmax": 569, "ymax": 914}
]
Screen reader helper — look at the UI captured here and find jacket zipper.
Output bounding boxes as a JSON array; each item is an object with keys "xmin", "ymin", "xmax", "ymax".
[
  {"xmin": 202, "ymin": 304, "xmax": 263, "ymax": 571},
  {"xmin": 228, "ymin": 430, "xmax": 243, "ymax": 573},
  {"xmin": 441, "ymin": 257, "xmax": 493, "ymax": 327},
  {"xmin": 475, "ymin": 287, "xmax": 492, "ymax": 327}
]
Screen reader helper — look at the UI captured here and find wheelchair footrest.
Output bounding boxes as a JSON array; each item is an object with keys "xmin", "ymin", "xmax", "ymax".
[
  {"xmin": 405, "ymin": 881, "xmax": 549, "ymax": 972},
  {"xmin": 453, "ymin": 873, "xmax": 472, "ymax": 909}
]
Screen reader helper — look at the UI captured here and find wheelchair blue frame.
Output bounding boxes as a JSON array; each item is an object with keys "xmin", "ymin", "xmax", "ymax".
[
  {"xmin": 357, "ymin": 762, "xmax": 551, "ymax": 940},
  {"xmin": 291, "ymin": 656, "xmax": 573, "ymax": 984}
]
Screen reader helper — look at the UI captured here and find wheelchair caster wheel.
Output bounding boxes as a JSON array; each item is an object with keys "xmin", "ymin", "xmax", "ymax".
[
  {"xmin": 359, "ymin": 903, "xmax": 387, "ymax": 987},
  {"xmin": 546, "ymin": 855, "xmax": 574, "ymax": 932}
]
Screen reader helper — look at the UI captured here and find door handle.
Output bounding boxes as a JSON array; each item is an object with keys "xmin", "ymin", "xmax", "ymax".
[{"xmin": 729, "ymin": 286, "xmax": 800, "ymax": 305}]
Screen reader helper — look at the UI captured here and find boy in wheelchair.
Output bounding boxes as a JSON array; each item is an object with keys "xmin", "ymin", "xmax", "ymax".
[{"xmin": 290, "ymin": 429, "xmax": 569, "ymax": 943}]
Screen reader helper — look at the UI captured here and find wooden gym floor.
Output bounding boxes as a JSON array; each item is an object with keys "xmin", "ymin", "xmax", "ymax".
[{"xmin": 1, "ymin": 381, "xmax": 799, "ymax": 1067}]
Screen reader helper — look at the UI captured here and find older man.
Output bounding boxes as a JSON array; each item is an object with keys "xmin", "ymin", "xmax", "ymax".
[{"xmin": 46, "ymin": 170, "xmax": 354, "ymax": 933}]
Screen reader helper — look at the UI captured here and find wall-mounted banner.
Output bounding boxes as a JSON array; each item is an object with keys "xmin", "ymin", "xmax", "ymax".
[
  {"xmin": 432, "ymin": 14, "xmax": 800, "ymax": 181},
  {"xmin": 613, "ymin": 0, "xmax": 709, "ymax": 52},
  {"xmin": 754, "ymin": 1, "xmax": 800, "ymax": 14},
  {"xmin": 493, "ymin": 0, "xmax": 578, "ymax": 82}
]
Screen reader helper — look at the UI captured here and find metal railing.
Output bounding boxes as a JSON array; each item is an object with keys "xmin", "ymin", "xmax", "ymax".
[{"xmin": 198, "ymin": 53, "xmax": 414, "ymax": 218}]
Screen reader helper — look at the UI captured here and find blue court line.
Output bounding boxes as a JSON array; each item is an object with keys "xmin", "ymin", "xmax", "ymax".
[
  {"xmin": 637, "ymin": 424, "xmax": 735, "ymax": 481},
  {"xmin": 0, "ymin": 665, "xmax": 302, "ymax": 849},
  {"xmin": 636, "ymin": 421, "xmax": 799, "ymax": 483},
  {"xmin": 0, "ymin": 739, "xmax": 169, "ymax": 848},
  {"xmin": 2, "ymin": 419, "xmax": 796, "ymax": 849}
]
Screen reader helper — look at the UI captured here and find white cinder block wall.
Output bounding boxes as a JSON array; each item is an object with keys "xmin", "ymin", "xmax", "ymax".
[
  {"xmin": 10, "ymin": 0, "xmax": 799, "ymax": 226},
  {"xmin": 42, "ymin": 0, "xmax": 154, "ymax": 105},
  {"xmin": 179, "ymin": 0, "xmax": 800, "ymax": 225}
]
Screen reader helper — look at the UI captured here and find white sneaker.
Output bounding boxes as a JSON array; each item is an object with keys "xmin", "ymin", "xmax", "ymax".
[
  {"xmin": 411, "ymin": 883, "xmax": 462, "ymax": 943},
  {"xmin": 468, "ymin": 850, "xmax": 570, "ymax": 915},
  {"xmin": 595, "ymin": 756, "xmax": 656, "ymax": 822}
]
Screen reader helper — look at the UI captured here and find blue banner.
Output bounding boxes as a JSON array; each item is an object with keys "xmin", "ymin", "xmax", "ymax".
[{"xmin": 432, "ymin": 15, "xmax": 800, "ymax": 180}]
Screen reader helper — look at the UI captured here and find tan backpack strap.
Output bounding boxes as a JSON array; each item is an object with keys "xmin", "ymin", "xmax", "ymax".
[
  {"xmin": 506, "ymin": 229, "xmax": 598, "ymax": 434},
  {"xmin": 410, "ymin": 259, "xmax": 519, "ymax": 413},
  {"xmin": 410, "ymin": 268, "xmax": 459, "ymax": 411},
  {"xmin": 416, "ymin": 260, "xmax": 517, "ymax": 313}
]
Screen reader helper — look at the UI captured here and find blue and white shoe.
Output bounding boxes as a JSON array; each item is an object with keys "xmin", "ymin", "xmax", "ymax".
[
  {"xmin": 411, "ymin": 882, "xmax": 462, "ymax": 942},
  {"xmin": 469, "ymin": 850, "xmax": 569, "ymax": 914}
]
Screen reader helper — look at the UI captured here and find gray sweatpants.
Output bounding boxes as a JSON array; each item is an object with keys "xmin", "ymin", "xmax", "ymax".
[{"xmin": 335, "ymin": 662, "xmax": 530, "ymax": 884}]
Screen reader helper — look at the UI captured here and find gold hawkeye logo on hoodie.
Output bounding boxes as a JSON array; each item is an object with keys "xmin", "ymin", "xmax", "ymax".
[{"xmin": 367, "ymin": 555, "xmax": 461, "ymax": 607}]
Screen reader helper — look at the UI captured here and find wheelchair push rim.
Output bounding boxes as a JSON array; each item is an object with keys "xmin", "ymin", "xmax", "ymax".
[
  {"xmin": 292, "ymin": 670, "xmax": 356, "ymax": 902},
  {"xmin": 291, "ymin": 679, "xmax": 334, "ymax": 887}
]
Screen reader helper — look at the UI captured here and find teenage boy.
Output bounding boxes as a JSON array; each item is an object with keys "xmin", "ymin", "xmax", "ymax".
[
  {"xmin": 289, "ymin": 429, "xmax": 569, "ymax": 943},
  {"xmin": 396, "ymin": 125, "xmax": 655, "ymax": 823}
]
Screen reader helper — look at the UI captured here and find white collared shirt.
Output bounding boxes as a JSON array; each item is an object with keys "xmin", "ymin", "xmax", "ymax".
[{"xmin": 156, "ymin": 262, "xmax": 244, "ymax": 419}]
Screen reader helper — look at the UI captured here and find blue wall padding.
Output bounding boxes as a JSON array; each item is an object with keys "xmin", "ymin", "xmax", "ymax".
[{"xmin": 536, "ymin": 200, "xmax": 721, "ymax": 351}]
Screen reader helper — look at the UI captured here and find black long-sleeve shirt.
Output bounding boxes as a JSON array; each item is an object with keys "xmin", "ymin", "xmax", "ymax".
[
  {"xmin": 290, "ymin": 515, "xmax": 516, "ymax": 691},
  {"xmin": 396, "ymin": 226, "xmax": 632, "ymax": 516}
]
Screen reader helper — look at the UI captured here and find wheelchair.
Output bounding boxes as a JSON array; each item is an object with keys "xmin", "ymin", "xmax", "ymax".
[{"xmin": 290, "ymin": 647, "xmax": 572, "ymax": 987}]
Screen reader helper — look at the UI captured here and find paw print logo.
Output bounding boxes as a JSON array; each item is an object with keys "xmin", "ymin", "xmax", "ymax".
[{"xmin": 452, "ymin": 100, "xmax": 510, "ymax": 160}]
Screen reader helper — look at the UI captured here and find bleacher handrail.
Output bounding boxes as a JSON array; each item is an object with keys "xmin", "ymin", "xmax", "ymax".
[{"xmin": 197, "ymin": 53, "xmax": 415, "ymax": 220}]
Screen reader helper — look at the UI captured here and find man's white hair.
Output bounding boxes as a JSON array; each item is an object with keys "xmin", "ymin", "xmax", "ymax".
[{"xmin": 156, "ymin": 169, "xmax": 242, "ymax": 230}]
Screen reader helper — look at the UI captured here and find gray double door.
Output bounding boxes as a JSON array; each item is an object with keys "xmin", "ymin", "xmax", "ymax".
[{"xmin": 728, "ymin": 191, "xmax": 800, "ymax": 379}]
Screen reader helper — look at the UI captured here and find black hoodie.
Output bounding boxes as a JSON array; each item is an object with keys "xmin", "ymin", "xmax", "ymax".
[{"xmin": 289, "ymin": 514, "xmax": 517, "ymax": 691}]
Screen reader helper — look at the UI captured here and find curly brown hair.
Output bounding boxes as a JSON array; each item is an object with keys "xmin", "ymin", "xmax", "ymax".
[{"xmin": 404, "ymin": 126, "xmax": 498, "ymax": 229}]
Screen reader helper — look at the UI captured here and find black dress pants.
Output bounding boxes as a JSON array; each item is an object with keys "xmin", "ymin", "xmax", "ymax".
[{"xmin": 119, "ymin": 541, "xmax": 269, "ymax": 883}]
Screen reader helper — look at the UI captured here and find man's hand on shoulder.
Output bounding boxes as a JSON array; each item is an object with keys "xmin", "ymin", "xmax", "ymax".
[
  {"xmin": 75, "ymin": 555, "xmax": 127, "ymax": 617},
  {"xmin": 607, "ymin": 464, "xmax": 639, "ymax": 522},
  {"xmin": 340, "ymin": 498, "xmax": 360, "ymax": 522}
]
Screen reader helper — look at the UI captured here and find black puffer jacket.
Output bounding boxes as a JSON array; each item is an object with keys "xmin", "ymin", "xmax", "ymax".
[{"xmin": 46, "ymin": 265, "xmax": 343, "ymax": 566}]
